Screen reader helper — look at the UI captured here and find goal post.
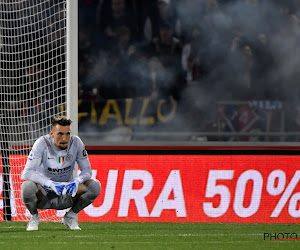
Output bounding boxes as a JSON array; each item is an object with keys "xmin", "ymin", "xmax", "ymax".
[
  {"xmin": 0, "ymin": 0, "xmax": 78, "ymax": 221},
  {"xmin": 66, "ymin": 0, "xmax": 78, "ymax": 134}
]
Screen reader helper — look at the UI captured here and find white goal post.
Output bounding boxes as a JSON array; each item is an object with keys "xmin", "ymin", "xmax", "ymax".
[{"xmin": 0, "ymin": 0, "xmax": 78, "ymax": 221}]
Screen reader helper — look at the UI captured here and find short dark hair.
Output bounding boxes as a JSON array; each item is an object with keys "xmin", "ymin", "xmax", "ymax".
[{"xmin": 52, "ymin": 116, "xmax": 72, "ymax": 127}]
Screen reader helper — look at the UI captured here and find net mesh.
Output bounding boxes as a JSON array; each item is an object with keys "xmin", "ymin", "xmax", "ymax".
[{"xmin": 0, "ymin": 0, "xmax": 67, "ymax": 221}]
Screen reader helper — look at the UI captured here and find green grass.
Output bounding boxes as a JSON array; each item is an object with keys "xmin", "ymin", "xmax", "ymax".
[{"xmin": 0, "ymin": 222, "xmax": 300, "ymax": 249}]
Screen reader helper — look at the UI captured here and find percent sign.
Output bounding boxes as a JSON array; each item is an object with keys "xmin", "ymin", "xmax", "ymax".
[{"xmin": 266, "ymin": 170, "xmax": 300, "ymax": 217}]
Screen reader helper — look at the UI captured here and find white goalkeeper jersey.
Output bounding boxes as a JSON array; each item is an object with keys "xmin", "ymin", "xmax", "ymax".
[{"xmin": 22, "ymin": 134, "xmax": 92, "ymax": 186}]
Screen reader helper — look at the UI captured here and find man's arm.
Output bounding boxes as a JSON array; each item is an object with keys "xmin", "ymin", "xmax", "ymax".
[
  {"xmin": 74, "ymin": 136, "xmax": 92, "ymax": 183},
  {"xmin": 22, "ymin": 138, "xmax": 66, "ymax": 196},
  {"xmin": 63, "ymin": 136, "xmax": 92, "ymax": 197},
  {"xmin": 21, "ymin": 138, "xmax": 49, "ymax": 186}
]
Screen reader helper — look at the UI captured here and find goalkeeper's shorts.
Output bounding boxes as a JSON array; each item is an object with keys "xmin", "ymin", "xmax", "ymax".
[{"xmin": 37, "ymin": 184, "xmax": 73, "ymax": 210}]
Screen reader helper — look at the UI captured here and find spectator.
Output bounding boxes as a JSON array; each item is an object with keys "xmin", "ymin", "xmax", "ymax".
[
  {"xmin": 145, "ymin": 20, "xmax": 184, "ymax": 99},
  {"xmin": 144, "ymin": 0, "xmax": 181, "ymax": 44},
  {"xmin": 249, "ymin": 33, "xmax": 275, "ymax": 99},
  {"xmin": 181, "ymin": 27, "xmax": 210, "ymax": 84},
  {"xmin": 227, "ymin": 36, "xmax": 255, "ymax": 100},
  {"xmin": 95, "ymin": 24, "xmax": 152, "ymax": 99},
  {"xmin": 149, "ymin": 20, "xmax": 182, "ymax": 57},
  {"xmin": 98, "ymin": 0, "xmax": 139, "ymax": 49}
]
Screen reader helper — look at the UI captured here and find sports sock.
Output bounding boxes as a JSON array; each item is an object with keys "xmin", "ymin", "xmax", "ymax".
[
  {"xmin": 65, "ymin": 209, "xmax": 76, "ymax": 217},
  {"xmin": 71, "ymin": 179, "xmax": 101, "ymax": 213}
]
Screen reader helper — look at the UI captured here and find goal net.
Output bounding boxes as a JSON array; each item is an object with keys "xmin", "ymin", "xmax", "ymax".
[{"xmin": 0, "ymin": 0, "xmax": 68, "ymax": 221}]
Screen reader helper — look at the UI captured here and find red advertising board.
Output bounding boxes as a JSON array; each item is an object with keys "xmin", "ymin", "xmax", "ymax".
[
  {"xmin": 80, "ymin": 155, "xmax": 300, "ymax": 223},
  {"xmin": 1, "ymin": 154, "xmax": 300, "ymax": 223}
]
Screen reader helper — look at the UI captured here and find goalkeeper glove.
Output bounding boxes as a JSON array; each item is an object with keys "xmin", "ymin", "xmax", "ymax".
[
  {"xmin": 44, "ymin": 180, "xmax": 66, "ymax": 196},
  {"xmin": 63, "ymin": 178, "xmax": 80, "ymax": 197}
]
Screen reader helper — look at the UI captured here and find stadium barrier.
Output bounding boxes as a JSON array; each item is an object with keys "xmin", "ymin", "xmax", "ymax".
[{"xmin": 1, "ymin": 147, "xmax": 300, "ymax": 223}]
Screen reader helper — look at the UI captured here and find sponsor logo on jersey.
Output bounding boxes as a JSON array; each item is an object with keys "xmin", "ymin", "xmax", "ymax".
[{"xmin": 47, "ymin": 165, "xmax": 71, "ymax": 173}]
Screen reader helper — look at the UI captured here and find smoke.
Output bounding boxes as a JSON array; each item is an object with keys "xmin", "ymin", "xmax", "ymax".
[
  {"xmin": 174, "ymin": 0, "xmax": 300, "ymax": 134},
  {"xmin": 176, "ymin": 0, "xmax": 300, "ymax": 93}
]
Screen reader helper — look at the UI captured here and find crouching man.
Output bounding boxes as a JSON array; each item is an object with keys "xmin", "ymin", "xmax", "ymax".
[{"xmin": 21, "ymin": 116, "xmax": 101, "ymax": 231}]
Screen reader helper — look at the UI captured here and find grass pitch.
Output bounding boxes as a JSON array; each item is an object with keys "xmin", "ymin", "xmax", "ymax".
[{"xmin": 0, "ymin": 222, "xmax": 300, "ymax": 249}]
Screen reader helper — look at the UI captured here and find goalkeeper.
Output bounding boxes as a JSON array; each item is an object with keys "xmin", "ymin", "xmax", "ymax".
[{"xmin": 21, "ymin": 116, "xmax": 101, "ymax": 231}]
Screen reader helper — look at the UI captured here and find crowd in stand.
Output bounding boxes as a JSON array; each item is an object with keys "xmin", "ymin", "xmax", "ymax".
[
  {"xmin": 79, "ymin": 0, "xmax": 299, "ymax": 98},
  {"xmin": 77, "ymin": 0, "xmax": 300, "ymax": 138}
]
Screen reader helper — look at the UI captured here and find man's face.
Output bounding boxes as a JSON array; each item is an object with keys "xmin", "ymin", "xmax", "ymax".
[
  {"xmin": 50, "ymin": 124, "xmax": 71, "ymax": 150},
  {"xmin": 159, "ymin": 26, "xmax": 173, "ymax": 44},
  {"xmin": 112, "ymin": 0, "xmax": 125, "ymax": 18}
]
